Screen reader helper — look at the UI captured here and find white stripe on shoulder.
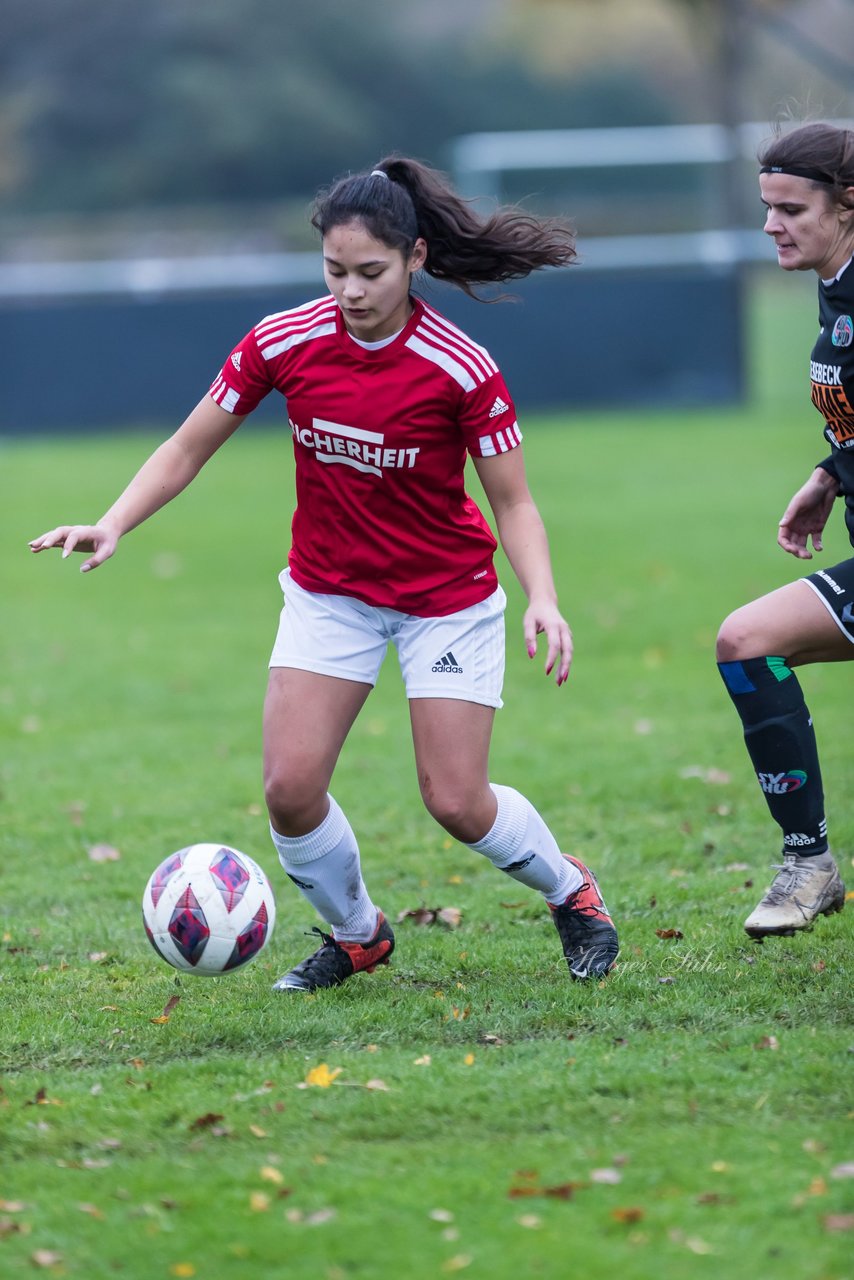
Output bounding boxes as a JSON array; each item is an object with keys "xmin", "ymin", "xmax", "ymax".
[
  {"xmin": 405, "ymin": 334, "xmax": 476, "ymax": 391},
  {"xmin": 255, "ymin": 296, "xmax": 338, "ymax": 360},
  {"xmin": 419, "ymin": 305, "xmax": 498, "ymax": 378},
  {"xmin": 410, "ymin": 317, "xmax": 493, "ymax": 386}
]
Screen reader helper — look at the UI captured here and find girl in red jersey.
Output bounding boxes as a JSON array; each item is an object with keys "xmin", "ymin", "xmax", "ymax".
[
  {"xmin": 717, "ymin": 123, "xmax": 853, "ymax": 939},
  {"xmin": 30, "ymin": 156, "xmax": 619, "ymax": 989}
]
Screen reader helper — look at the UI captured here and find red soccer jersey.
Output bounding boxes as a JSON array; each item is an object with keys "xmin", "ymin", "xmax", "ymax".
[{"xmin": 209, "ymin": 295, "xmax": 522, "ymax": 615}]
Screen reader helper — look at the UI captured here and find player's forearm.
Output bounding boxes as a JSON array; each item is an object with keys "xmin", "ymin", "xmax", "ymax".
[
  {"xmin": 97, "ymin": 436, "xmax": 206, "ymax": 538},
  {"xmin": 494, "ymin": 501, "xmax": 559, "ymax": 604}
]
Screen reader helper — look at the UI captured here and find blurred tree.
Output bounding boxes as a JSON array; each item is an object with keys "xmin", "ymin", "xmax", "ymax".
[{"xmin": 1, "ymin": 0, "xmax": 675, "ymax": 217}]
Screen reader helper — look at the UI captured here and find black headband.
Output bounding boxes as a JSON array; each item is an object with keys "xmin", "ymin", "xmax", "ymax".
[{"xmin": 760, "ymin": 163, "xmax": 835, "ymax": 185}]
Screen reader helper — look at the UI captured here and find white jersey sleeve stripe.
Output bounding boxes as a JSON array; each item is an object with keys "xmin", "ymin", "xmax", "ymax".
[
  {"xmin": 261, "ymin": 321, "xmax": 337, "ymax": 361},
  {"xmin": 477, "ymin": 421, "xmax": 522, "ymax": 458},
  {"xmin": 415, "ymin": 317, "xmax": 495, "ymax": 384},
  {"xmin": 255, "ymin": 296, "xmax": 336, "ymax": 338},
  {"xmin": 420, "ymin": 306, "xmax": 498, "ymax": 378},
  {"xmin": 404, "ymin": 334, "xmax": 477, "ymax": 392}
]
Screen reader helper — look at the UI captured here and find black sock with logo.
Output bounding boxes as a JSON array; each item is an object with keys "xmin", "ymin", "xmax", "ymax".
[{"xmin": 717, "ymin": 656, "xmax": 828, "ymax": 856}]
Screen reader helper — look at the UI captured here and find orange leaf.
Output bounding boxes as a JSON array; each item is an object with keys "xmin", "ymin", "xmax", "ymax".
[
  {"xmin": 655, "ymin": 929, "xmax": 683, "ymax": 940},
  {"xmin": 611, "ymin": 1207, "xmax": 645, "ymax": 1224}
]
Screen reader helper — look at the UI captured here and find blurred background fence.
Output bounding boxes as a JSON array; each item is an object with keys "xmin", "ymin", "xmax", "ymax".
[{"xmin": 1, "ymin": 0, "xmax": 851, "ymax": 434}]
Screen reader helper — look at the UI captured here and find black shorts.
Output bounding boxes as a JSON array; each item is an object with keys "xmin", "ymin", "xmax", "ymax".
[{"xmin": 804, "ymin": 556, "xmax": 854, "ymax": 644}]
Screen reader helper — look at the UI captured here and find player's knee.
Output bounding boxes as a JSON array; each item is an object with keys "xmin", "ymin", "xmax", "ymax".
[
  {"xmin": 420, "ymin": 784, "xmax": 488, "ymax": 843},
  {"xmin": 716, "ymin": 608, "xmax": 761, "ymax": 663},
  {"xmin": 264, "ymin": 763, "xmax": 325, "ymax": 833}
]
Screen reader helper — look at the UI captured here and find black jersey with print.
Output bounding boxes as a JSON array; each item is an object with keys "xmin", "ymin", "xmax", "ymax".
[{"xmin": 812, "ymin": 255, "xmax": 854, "ymax": 546}]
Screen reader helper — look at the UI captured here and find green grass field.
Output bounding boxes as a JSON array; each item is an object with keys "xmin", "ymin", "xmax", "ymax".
[{"xmin": 1, "ymin": 269, "xmax": 852, "ymax": 1279}]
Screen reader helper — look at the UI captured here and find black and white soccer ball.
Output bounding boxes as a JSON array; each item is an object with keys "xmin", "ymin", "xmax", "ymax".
[{"xmin": 142, "ymin": 843, "xmax": 276, "ymax": 976}]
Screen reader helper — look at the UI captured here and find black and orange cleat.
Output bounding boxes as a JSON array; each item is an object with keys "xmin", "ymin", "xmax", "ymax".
[
  {"xmin": 550, "ymin": 856, "xmax": 619, "ymax": 980},
  {"xmin": 271, "ymin": 912, "xmax": 395, "ymax": 992}
]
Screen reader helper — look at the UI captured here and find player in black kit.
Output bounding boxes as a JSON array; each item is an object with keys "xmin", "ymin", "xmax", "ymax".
[{"xmin": 717, "ymin": 122, "xmax": 853, "ymax": 938}]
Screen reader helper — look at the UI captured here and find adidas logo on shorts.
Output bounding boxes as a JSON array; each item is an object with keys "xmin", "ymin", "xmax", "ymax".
[{"xmin": 432, "ymin": 650, "xmax": 463, "ymax": 674}]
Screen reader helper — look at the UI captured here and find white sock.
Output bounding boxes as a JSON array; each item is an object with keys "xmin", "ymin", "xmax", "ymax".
[
  {"xmin": 466, "ymin": 784, "xmax": 581, "ymax": 906},
  {"xmin": 269, "ymin": 796, "xmax": 379, "ymax": 941}
]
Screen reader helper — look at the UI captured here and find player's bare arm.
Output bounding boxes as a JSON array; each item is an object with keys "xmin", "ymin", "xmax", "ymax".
[
  {"xmin": 474, "ymin": 448, "xmax": 573, "ymax": 684},
  {"xmin": 29, "ymin": 398, "xmax": 244, "ymax": 572}
]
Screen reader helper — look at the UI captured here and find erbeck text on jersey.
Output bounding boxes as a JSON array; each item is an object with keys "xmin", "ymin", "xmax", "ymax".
[{"xmin": 811, "ymin": 361, "xmax": 842, "ymax": 384}]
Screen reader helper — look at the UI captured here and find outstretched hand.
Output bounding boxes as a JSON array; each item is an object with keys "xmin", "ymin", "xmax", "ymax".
[
  {"xmin": 524, "ymin": 600, "xmax": 573, "ymax": 685},
  {"xmin": 28, "ymin": 524, "xmax": 119, "ymax": 573},
  {"xmin": 777, "ymin": 472, "xmax": 839, "ymax": 560}
]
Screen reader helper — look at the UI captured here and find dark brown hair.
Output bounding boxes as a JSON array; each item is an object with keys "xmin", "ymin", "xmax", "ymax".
[
  {"xmin": 311, "ymin": 154, "xmax": 577, "ymax": 298},
  {"xmin": 759, "ymin": 123, "xmax": 854, "ymax": 208}
]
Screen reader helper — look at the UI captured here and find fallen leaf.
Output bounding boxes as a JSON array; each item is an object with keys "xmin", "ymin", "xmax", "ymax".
[
  {"xmin": 189, "ymin": 1112, "xmax": 225, "ymax": 1131},
  {"xmin": 76, "ymin": 1202, "xmax": 105, "ymax": 1219},
  {"xmin": 754, "ymin": 1036, "xmax": 779, "ymax": 1051},
  {"xmin": 395, "ymin": 906, "xmax": 462, "ymax": 928},
  {"xmin": 305, "ymin": 1208, "xmax": 336, "ymax": 1225},
  {"xmin": 831, "ymin": 1162, "xmax": 854, "ymax": 1179},
  {"xmin": 260, "ymin": 1166, "xmax": 284, "ymax": 1184},
  {"xmin": 655, "ymin": 929, "xmax": 683, "ymax": 940},
  {"xmin": 364, "ymin": 1079, "xmax": 390, "ymax": 1092},
  {"xmin": 441, "ymin": 1256, "xmax": 472, "ymax": 1273},
  {"xmin": 591, "ymin": 1168, "xmax": 622, "ymax": 1184},
  {"xmin": 430, "ymin": 1209, "xmax": 454, "ymax": 1222},
  {"xmin": 611, "ymin": 1207, "xmax": 644, "ymax": 1223},
  {"xmin": 463, "ymin": 1053, "xmax": 475, "ymax": 1066},
  {"xmin": 31, "ymin": 1251, "xmax": 63, "ymax": 1268},
  {"xmin": 414, "ymin": 1055, "xmax": 432, "ymax": 1066},
  {"xmin": 88, "ymin": 843, "xmax": 121, "ymax": 862},
  {"xmin": 249, "ymin": 1191, "xmax": 270, "ymax": 1212},
  {"xmin": 301, "ymin": 1064, "xmax": 342, "ymax": 1089},
  {"xmin": 517, "ymin": 1214, "xmax": 541, "ymax": 1228},
  {"xmin": 88, "ymin": 951, "xmax": 109, "ymax": 963},
  {"xmin": 679, "ymin": 766, "xmax": 731, "ymax": 784},
  {"xmin": 169, "ymin": 1267, "xmax": 196, "ymax": 1279},
  {"xmin": 0, "ymin": 1218, "xmax": 29, "ymax": 1238},
  {"xmin": 249, "ymin": 1125, "xmax": 268, "ymax": 1138},
  {"xmin": 823, "ymin": 1214, "xmax": 854, "ymax": 1232},
  {"xmin": 0, "ymin": 1200, "xmax": 27, "ymax": 1212},
  {"xmin": 150, "ymin": 995, "xmax": 181, "ymax": 1024}
]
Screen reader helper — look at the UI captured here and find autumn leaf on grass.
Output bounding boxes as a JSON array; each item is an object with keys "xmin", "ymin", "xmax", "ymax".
[
  {"xmin": 823, "ymin": 1214, "xmax": 854, "ymax": 1233},
  {"xmin": 508, "ymin": 1178, "xmax": 583, "ymax": 1200},
  {"xmin": 396, "ymin": 906, "xmax": 462, "ymax": 928},
  {"xmin": 655, "ymin": 929, "xmax": 684, "ymax": 940},
  {"xmin": 611, "ymin": 1207, "xmax": 645, "ymax": 1224},
  {"xmin": 189, "ymin": 1112, "xmax": 225, "ymax": 1131},
  {"xmin": 88, "ymin": 843, "xmax": 120, "ymax": 862},
  {"xmin": 31, "ymin": 1251, "xmax": 64, "ymax": 1269},
  {"xmin": 150, "ymin": 996, "xmax": 181, "ymax": 1024},
  {"xmin": 26, "ymin": 1088, "xmax": 61, "ymax": 1107},
  {"xmin": 299, "ymin": 1064, "xmax": 342, "ymax": 1089},
  {"xmin": 754, "ymin": 1035, "xmax": 779, "ymax": 1051}
]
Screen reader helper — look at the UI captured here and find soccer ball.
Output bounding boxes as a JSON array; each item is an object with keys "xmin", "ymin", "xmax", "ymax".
[{"xmin": 142, "ymin": 843, "xmax": 276, "ymax": 976}]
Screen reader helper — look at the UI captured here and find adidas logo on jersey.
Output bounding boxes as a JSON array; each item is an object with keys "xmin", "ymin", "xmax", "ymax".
[
  {"xmin": 432, "ymin": 650, "xmax": 463, "ymax": 674},
  {"xmin": 488, "ymin": 396, "xmax": 509, "ymax": 418},
  {"xmin": 231, "ymin": 351, "xmax": 243, "ymax": 371}
]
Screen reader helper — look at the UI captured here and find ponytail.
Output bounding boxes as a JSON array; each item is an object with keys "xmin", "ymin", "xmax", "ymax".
[{"xmin": 311, "ymin": 154, "xmax": 577, "ymax": 299}]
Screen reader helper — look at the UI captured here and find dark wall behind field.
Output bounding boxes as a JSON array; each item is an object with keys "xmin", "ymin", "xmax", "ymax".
[{"xmin": 2, "ymin": 269, "xmax": 743, "ymax": 435}]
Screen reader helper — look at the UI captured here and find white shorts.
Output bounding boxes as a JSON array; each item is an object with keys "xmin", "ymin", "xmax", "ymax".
[{"xmin": 269, "ymin": 569, "xmax": 506, "ymax": 708}]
